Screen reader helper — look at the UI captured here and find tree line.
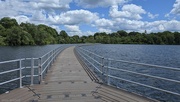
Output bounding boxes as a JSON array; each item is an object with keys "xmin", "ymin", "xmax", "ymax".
[{"xmin": 0, "ymin": 17, "xmax": 180, "ymax": 46}]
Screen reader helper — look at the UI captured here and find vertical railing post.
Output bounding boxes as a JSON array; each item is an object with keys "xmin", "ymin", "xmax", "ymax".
[
  {"xmin": 53, "ymin": 50, "xmax": 54, "ymax": 63},
  {"xmin": 107, "ymin": 58, "xmax": 111, "ymax": 85},
  {"xmin": 38, "ymin": 58, "xmax": 42, "ymax": 84},
  {"xmin": 48, "ymin": 53, "xmax": 50, "ymax": 70},
  {"xmin": 92, "ymin": 53, "xmax": 95, "ymax": 71},
  {"xmin": 101, "ymin": 57, "xmax": 104, "ymax": 74},
  {"xmin": 19, "ymin": 59, "xmax": 22, "ymax": 88},
  {"xmin": 101, "ymin": 57, "xmax": 104, "ymax": 81},
  {"xmin": 31, "ymin": 58, "xmax": 34, "ymax": 85}
]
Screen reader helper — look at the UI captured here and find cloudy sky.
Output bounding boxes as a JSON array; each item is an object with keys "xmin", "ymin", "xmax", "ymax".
[{"xmin": 0, "ymin": 0, "xmax": 180, "ymax": 36}]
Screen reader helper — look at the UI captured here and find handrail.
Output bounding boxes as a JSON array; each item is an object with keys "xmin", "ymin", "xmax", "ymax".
[
  {"xmin": 75, "ymin": 46, "xmax": 180, "ymax": 101},
  {"xmin": 77, "ymin": 49, "xmax": 102, "ymax": 73},
  {"xmin": 108, "ymin": 58, "xmax": 180, "ymax": 71},
  {"xmin": 107, "ymin": 66, "xmax": 180, "ymax": 84},
  {"xmin": 0, "ymin": 45, "xmax": 67, "ymax": 94}
]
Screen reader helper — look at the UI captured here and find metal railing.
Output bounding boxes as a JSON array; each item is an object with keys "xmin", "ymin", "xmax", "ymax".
[
  {"xmin": 0, "ymin": 45, "xmax": 67, "ymax": 93},
  {"xmin": 75, "ymin": 46, "xmax": 180, "ymax": 101}
]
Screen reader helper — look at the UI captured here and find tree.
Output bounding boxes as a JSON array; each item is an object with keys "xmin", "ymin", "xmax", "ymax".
[
  {"xmin": 0, "ymin": 17, "xmax": 18, "ymax": 29},
  {"xmin": 0, "ymin": 36, "xmax": 6, "ymax": 45},
  {"xmin": 59, "ymin": 30, "xmax": 68, "ymax": 38},
  {"xmin": 5, "ymin": 26, "xmax": 22, "ymax": 46},
  {"xmin": 174, "ymin": 32, "xmax": 180, "ymax": 44},
  {"xmin": 20, "ymin": 31, "xmax": 34, "ymax": 45},
  {"xmin": 71, "ymin": 35, "xmax": 80, "ymax": 43},
  {"xmin": 117, "ymin": 30, "xmax": 128, "ymax": 37},
  {"xmin": 0, "ymin": 24, "xmax": 5, "ymax": 37}
]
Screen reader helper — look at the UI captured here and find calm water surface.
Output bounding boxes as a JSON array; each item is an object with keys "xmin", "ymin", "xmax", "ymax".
[{"xmin": 0, "ymin": 44, "xmax": 63, "ymax": 61}]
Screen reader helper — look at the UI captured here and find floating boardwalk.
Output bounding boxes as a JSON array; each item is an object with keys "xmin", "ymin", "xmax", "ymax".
[{"xmin": 0, "ymin": 46, "xmax": 155, "ymax": 102}]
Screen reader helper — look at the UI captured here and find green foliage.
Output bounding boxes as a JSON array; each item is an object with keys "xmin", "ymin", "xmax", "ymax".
[
  {"xmin": 0, "ymin": 17, "xmax": 18, "ymax": 29},
  {"xmin": 0, "ymin": 17, "xmax": 180, "ymax": 46},
  {"xmin": 81, "ymin": 31, "xmax": 180, "ymax": 45},
  {"xmin": 0, "ymin": 17, "xmax": 59, "ymax": 46}
]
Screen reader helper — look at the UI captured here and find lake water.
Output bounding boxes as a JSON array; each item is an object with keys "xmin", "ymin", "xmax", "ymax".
[
  {"xmin": 1, "ymin": 44, "xmax": 180, "ymax": 101},
  {"xmin": 81, "ymin": 44, "xmax": 180, "ymax": 102},
  {"xmin": 0, "ymin": 44, "xmax": 66, "ymax": 94},
  {"xmin": 0, "ymin": 44, "xmax": 64, "ymax": 62}
]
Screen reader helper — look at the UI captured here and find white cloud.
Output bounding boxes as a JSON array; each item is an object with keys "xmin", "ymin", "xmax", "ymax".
[
  {"xmin": 148, "ymin": 12, "xmax": 159, "ymax": 19},
  {"xmin": 109, "ymin": 4, "xmax": 146, "ymax": 20},
  {"xmin": 74, "ymin": 0, "xmax": 129, "ymax": 8},
  {"xmin": 65, "ymin": 25, "xmax": 81, "ymax": 32},
  {"xmin": 31, "ymin": 0, "xmax": 72, "ymax": 10},
  {"xmin": 94, "ymin": 17, "xmax": 180, "ymax": 34},
  {"xmin": 49, "ymin": 9, "xmax": 99, "ymax": 25},
  {"xmin": 170, "ymin": 0, "xmax": 180, "ymax": 15},
  {"xmin": 31, "ymin": 10, "xmax": 46, "ymax": 22},
  {"xmin": 112, "ymin": 18, "xmax": 145, "ymax": 32},
  {"xmin": 12, "ymin": 15, "xmax": 30, "ymax": 24},
  {"xmin": 0, "ymin": 0, "xmax": 34, "ymax": 17},
  {"xmin": 0, "ymin": 0, "xmax": 180, "ymax": 36},
  {"xmin": 64, "ymin": 25, "xmax": 94, "ymax": 36},
  {"xmin": 95, "ymin": 18, "xmax": 113, "ymax": 28},
  {"xmin": 122, "ymin": 4, "xmax": 146, "ymax": 14},
  {"xmin": 50, "ymin": 25, "xmax": 61, "ymax": 33}
]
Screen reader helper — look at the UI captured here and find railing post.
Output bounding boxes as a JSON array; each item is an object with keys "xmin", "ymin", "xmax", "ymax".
[
  {"xmin": 92, "ymin": 53, "xmax": 95, "ymax": 71},
  {"xmin": 38, "ymin": 58, "xmax": 42, "ymax": 84},
  {"xmin": 107, "ymin": 58, "xmax": 111, "ymax": 85},
  {"xmin": 48, "ymin": 53, "xmax": 50, "ymax": 70},
  {"xmin": 19, "ymin": 59, "xmax": 22, "ymax": 88},
  {"xmin": 52, "ymin": 50, "xmax": 54, "ymax": 63},
  {"xmin": 31, "ymin": 58, "xmax": 34, "ymax": 85},
  {"xmin": 101, "ymin": 57, "xmax": 104, "ymax": 74},
  {"xmin": 53, "ymin": 50, "xmax": 55, "ymax": 62},
  {"xmin": 101, "ymin": 57, "xmax": 104, "ymax": 81}
]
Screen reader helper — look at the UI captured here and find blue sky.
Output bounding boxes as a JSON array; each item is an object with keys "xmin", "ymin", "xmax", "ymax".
[{"xmin": 0, "ymin": 0, "xmax": 180, "ymax": 36}]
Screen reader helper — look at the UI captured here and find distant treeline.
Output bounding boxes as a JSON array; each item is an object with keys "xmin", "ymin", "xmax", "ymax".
[{"xmin": 0, "ymin": 17, "xmax": 180, "ymax": 46}]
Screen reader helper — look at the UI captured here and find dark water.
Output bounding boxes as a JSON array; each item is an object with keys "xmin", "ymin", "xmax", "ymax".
[
  {"xmin": 0, "ymin": 44, "xmax": 65, "ymax": 94},
  {"xmin": 81, "ymin": 44, "xmax": 180, "ymax": 102},
  {"xmin": 82, "ymin": 44, "xmax": 180, "ymax": 67},
  {"xmin": 0, "ymin": 44, "xmax": 64, "ymax": 61}
]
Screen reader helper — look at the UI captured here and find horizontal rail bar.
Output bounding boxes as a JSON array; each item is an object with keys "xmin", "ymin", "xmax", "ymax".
[
  {"xmin": 0, "ymin": 76, "xmax": 25, "ymax": 86},
  {"xmin": 0, "ymin": 67, "xmax": 26, "ymax": 75},
  {"xmin": 77, "ymin": 49, "xmax": 102, "ymax": 73},
  {"xmin": 24, "ymin": 66, "xmax": 38, "ymax": 69},
  {"xmin": 108, "ymin": 75, "xmax": 180, "ymax": 96},
  {"xmin": 41, "ymin": 53, "xmax": 54, "ymax": 66},
  {"xmin": 41, "ymin": 46, "xmax": 62, "ymax": 59},
  {"xmin": 108, "ymin": 58, "xmax": 180, "ymax": 71},
  {"xmin": 78, "ymin": 49, "xmax": 102, "ymax": 66},
  {"xmin": 79, "ymin": 47, "xmax": 103, "ymax": 58},
  {"xmin": 41, "ymin": 58, "xmax": 53, "ymax": 75},
  {"xmin": 107, "ymin": 66, "xmax": 180, "ymax": 84},
  {"xmin": 0, "ymin": 59, "xmax": 22, "ymax": 64},
  {"xmin": 25, "ymin": 75, "xmax": 38, "ymax": 77},
  {"xmin": 0, "ymin": 69, "xmax": 20, "ymax": 75}
]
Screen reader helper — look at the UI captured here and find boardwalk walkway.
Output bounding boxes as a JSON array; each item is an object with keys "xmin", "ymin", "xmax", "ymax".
[{"xmin": 0, "ymin": 46, "xmax": 154, "ymax": 102}]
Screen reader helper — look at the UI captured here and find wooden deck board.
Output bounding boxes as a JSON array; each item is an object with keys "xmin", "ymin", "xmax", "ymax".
[{"xmin": 0, "ymin": 46, "xmax": 156, "ymax": 102}]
